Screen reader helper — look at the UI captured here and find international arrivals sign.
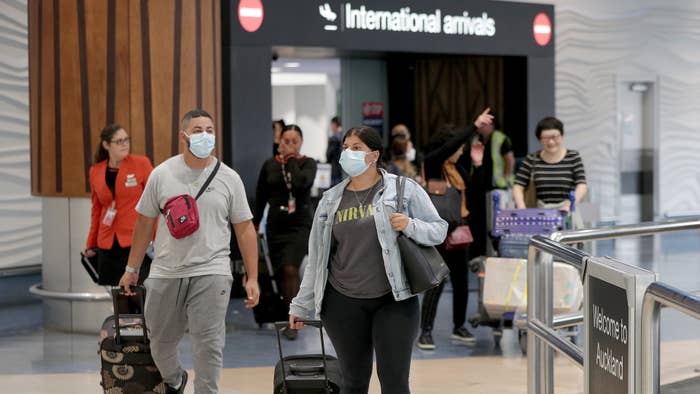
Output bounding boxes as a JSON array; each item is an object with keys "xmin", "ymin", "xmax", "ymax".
[
  {"xmin": 320, "ymin": 4, "xmax": 496, "ymax": 37},
  {"xmin": 228, "ymin": 0, "xmax": 554, "ymax": 56}
]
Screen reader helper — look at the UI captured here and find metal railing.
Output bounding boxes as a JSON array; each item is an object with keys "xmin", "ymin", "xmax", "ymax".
[
  {"xmin": 527, "ymin": 217, "xmax": 700, "ymax": 394},
  {"xmin": 641, "ymin": 282, "xmax": 700, "ymax": 394},
  {"xmin": 28, "ymin": 283, "xmax": 111, "ymax": 301}
]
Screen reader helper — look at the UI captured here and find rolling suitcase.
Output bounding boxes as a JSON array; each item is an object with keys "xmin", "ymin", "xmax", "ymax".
[
  {"xmin": 273, "ymin": 320, "xmax": 341, "ymax": 393},
  {"xmin": 253, "ymin": 233, "xmax": 289, "ymax": 326},
  {"xmin": 99, "ymin": 286, "xmax": 164, "ymax": 393}
]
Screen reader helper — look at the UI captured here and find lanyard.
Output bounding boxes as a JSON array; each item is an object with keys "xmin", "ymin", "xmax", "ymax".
[{"xmin": 280, "ymin": 161, "xmax": 293, "ymax": 198}]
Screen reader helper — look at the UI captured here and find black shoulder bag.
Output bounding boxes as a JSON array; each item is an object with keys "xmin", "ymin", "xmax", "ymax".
[{"xmin": 395, "ymin": 176, "xmax": 449, "ymax": 294}]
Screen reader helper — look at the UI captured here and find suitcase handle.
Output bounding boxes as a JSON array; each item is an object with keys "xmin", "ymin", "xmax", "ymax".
[
  {"xmin": 289, "ymin": 363, "xmax": 324, "ymax": 375},
  {"xmin": 111, "ymin": 286, "xmax": 149, "ymax": 346},
  {"xmin": 275, "ymin": 320, "xmax": 332, "ymax": 394}
]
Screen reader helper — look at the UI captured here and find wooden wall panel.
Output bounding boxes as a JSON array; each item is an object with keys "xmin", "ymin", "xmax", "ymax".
[
  {"xmin": 414, "ymin": 56, "xmax": 504, "ymax": 148},
  {"xmin": 29, "ymin": 0, "xmax": 222, "ymax": 197},
  {"xmin": 29, "ymin": 0, "xmax": 40, "ymax": 194}
]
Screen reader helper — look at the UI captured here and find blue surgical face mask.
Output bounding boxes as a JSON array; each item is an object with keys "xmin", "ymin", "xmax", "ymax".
[
  {"xmin": 186, "ymin": 132, "xmax": 215, "ymax": 159},
  {"xmin": 339, "ymin": 149, "xmax": 371, "ymax": 177}
]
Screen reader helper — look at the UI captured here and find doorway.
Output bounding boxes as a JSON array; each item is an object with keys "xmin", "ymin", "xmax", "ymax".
[{"xmin": 617, "ymin": 79, "xmax": 656, "ymax": 224}]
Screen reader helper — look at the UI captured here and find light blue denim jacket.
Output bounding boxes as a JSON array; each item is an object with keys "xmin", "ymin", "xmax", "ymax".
[{"xmin": 289, "ymin": 170, "xmax": 448, "ymax": 319}]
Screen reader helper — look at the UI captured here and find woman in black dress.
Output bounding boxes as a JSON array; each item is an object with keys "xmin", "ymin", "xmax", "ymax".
[{"xmin": 255, "ymin": 124, "xmax": 317, "ymax": 338}]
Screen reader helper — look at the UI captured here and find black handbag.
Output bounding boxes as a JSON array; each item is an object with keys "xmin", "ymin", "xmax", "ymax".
[
  {"xmin": 425, "ymin": 179, "xmax": 462, "ymax": 227},
  {"xmin": 395, "ymin": 176, "xmax": 449, "ymax": 294}
]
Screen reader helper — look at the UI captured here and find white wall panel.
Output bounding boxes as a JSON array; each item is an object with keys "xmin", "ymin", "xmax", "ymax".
[
  {"xmin": 0, "ymin": 0, "xmax": 41, "ymax": 269},
  {"xmin": 506, "ymin": 0, "xmax": 700, "ymax": 217}
]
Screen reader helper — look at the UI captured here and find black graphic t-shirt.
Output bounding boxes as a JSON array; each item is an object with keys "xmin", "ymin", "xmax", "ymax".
[{"xmin": 328, "ymin": 180, "xmax": 391, "ymax": 298}]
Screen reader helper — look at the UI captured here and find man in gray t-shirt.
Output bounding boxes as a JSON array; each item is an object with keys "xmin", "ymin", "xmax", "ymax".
[{"xmin": 119, "ymin": 109, "xmax": 259, "ymax": 394}]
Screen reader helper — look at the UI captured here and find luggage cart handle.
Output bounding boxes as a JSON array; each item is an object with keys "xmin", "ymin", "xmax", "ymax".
[{"xmin": 275, "ymin": 320, "xmax": 331, "ymax": 394}]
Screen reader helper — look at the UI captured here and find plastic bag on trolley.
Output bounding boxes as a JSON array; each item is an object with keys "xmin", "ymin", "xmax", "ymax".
[{"xmin": 483, "ymin": 257, "xmax": 583, "ymax": 321}]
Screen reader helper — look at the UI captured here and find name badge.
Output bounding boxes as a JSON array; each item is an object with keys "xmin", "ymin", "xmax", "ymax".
[{"xmin": 125, "ymin": 174, "xmax": 138, "ymax": 187}]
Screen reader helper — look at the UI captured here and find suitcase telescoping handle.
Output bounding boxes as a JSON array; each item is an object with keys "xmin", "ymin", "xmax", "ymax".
[
  {"xmin": 274, "ymin": 320, "xmax": 332, "ymax": 394},
  {"xmin": 111, "ymin": 286, "xmax": 149, "ymax": 346}
]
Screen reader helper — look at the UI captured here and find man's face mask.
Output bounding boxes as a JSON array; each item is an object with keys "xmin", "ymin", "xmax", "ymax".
[{"xmin": 186, "ymin": 132, "xmax": 215, "ymax": 159}]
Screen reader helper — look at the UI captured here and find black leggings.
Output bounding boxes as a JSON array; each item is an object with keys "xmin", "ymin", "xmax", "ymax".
[
  {"xmin": 321, "ymin": 284, "xmax": 419, "ymax": 394},
  {"xmin": 420, "ymin": 245, "xmax": 469, "ymax": 332}
]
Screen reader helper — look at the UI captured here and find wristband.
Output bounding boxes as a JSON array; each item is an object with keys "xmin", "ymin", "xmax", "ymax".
[{"xmin": 125, "ymin": 265, "xmax": 139, "ymax": 274}]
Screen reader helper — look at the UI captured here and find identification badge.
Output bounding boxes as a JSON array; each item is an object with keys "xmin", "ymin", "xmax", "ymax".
[
  {"xmin": 125, "ymin": 174, "xmax": 138, "ymax": 187},
  {"xmin": 287, "ymin": 197, "xmax": 296, "ymax": 214},
  {"xmin": 102, "ymin": 206, "xmax": 117, "ymax": 226}
]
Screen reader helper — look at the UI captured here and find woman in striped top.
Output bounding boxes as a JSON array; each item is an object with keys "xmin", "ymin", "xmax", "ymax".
[{"xmin": 513, "ymin": 117, "xmax": 587, "ymax": 226}]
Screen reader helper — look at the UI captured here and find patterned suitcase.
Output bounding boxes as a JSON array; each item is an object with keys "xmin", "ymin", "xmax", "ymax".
[{"xmin": 98, "ymin": 286, "xmax": 164, "ymax": 393}]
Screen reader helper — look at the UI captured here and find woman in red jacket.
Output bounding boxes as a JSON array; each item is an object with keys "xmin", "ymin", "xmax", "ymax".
[{"xmin": 82, "ymin": 124, "xmax": 153, "ymax": 285}]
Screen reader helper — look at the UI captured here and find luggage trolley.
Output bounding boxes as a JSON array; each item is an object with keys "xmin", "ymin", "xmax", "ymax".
[{"xmin": 468, "ymin": 191, "xmax": 575, "ymax": 351}]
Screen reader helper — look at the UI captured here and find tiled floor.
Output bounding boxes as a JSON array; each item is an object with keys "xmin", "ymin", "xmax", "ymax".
[{"xmin": 0, "ymin": 230, "xmax": 698, "ymax": 392}]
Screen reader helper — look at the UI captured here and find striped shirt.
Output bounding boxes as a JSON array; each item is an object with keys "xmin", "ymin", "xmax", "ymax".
[{"xmin": 514, "ymin": 150, "xmax": 586, "ymax": 204}]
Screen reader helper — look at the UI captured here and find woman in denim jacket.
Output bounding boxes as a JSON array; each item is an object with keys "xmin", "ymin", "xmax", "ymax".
[{"xmin": 289, "ymin": 126, "xmax": 447, "ymax": 394}]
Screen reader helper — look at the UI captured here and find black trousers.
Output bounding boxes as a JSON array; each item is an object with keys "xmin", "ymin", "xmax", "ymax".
[
  {"xmin": 97, "ymin": 237, "xmax": 150, "ymax": 286},
  {"xmin": 321, "ymin": 284, "xmax": 419, "ymax": 394},
  {"xmin": 420, "ymin": 244, "xmax": 469, "ymax": 332}
]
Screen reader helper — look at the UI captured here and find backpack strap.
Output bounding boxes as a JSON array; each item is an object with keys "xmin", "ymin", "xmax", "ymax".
[
  {"xmin": 195, "ymin": 159, "xmax": 221, "ymax": 200},
  {"xmin": 395, "ymin": 176, "xmax": 406, "ymax": 214}
]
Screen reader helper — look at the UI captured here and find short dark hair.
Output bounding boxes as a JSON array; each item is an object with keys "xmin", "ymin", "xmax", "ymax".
[
  {"xmin": 94, "ymin": 123, "xmax": 124, "ymax": 164},
  {"xmin": 427, "ymin": 123, "xmax": 461, "ymax": 155},
  {"xmin": 281, "ymin": 124, "xmax": 303, "ymax": 140},
  {"xmin": 272, "ymin": 119, "xmax": 286, "ymax": 130},
  {"xmin": 535, "ymin": 116, "xmax": 564, "ymax": 139},
  {"xmin": 181, "ymin": 109, "xmax": 214, "ymax": 130},
  {"xmin": 343, "ymin": 126, "xmax": 383, "ymax": 164},
  {"xmin": 331, "ymin": 116, "xmax": 341, "ymax": 126}
]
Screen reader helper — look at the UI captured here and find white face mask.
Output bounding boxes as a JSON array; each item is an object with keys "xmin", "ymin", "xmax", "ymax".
[
  {"xmin": 405, "ymin": 147, "xmax": 416, "ymax": 162},
  {"xmin": 185, "ymin": 132, "xmax": 215, "ymax": 159},
  {"xmin": 339, "ymin": 149, "xmax": 371, "ymax": 177}
]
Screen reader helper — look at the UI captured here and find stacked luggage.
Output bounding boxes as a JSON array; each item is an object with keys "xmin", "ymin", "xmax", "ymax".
[{"xmin": 469, "ymin": 191, "xmax": 583, "ymax": 351}]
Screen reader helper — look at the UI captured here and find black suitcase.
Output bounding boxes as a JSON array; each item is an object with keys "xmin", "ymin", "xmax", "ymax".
[
  {"xmin": 273, "ymin": 320, "xmax": 341, "ymax": 393},
  {"xmin": 99, "ymin": 286, "xmax": 164, "ymax": 393},
  {"xmin": 253, "ymin": 234, "xmax": 289, "ymax": 326}
]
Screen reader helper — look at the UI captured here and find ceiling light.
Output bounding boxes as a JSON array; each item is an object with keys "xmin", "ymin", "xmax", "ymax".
[
  {"xmin": 284, "ymin": 62, "xmax": 300, "ymax": 68},
  {"xmin": 271, "ymin": 67, "xmax": 281, "ymax": 73}
]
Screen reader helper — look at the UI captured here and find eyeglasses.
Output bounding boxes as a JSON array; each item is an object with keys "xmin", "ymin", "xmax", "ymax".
[
  {"xmin": 539, "ymin": 134, "xmax": 562, "ymax": 142},
  {"xmin": 110, "ymin": 137, "xmax": 130, "ymax": 145}
]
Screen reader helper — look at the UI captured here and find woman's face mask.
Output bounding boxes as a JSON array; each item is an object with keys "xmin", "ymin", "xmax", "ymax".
[
  {"xmin": 339, "ymin": 149, "xmax": 372, "ymax": 177},
  {"xmin": 186, "ymin": 132, "xmax": 215, "ymax": 159},
  {"xmin": 405, "ymin": 147, "xmax": 416, "ymax": 162}
]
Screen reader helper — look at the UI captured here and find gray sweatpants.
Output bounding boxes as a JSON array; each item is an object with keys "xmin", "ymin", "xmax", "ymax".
[{"xmin": 144, "ymin": 275, "xmax": 232, "ymax": 394}]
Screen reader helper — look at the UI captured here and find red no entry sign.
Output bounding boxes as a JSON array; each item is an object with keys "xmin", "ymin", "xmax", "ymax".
[
  {"xmin": 533, "ymin": 13, "xmax": 552, "ymax": 46},
  {"xmin": 238, "ymin": 0, "xmax": 264, "ymax": 32}
]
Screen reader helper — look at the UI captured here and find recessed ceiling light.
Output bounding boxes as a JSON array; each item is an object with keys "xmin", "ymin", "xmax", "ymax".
[
  {"xmin": 284, "ymin": 62, "xmax": 300, "ymax": 68},
  {"xmin": 271, "ymin": 67, "xmax": 281, "ymax": 73}
]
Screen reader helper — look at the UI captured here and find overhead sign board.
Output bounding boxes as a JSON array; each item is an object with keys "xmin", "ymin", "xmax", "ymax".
[{"xmin": 226, "ymin": 0, "xmax": 554, "ymax": 57}]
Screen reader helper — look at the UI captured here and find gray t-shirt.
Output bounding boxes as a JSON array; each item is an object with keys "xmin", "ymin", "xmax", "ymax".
[
  {"xmin": 328, "ymin": 180, "xmax": 391, "ymax": 298},
  {"xmin": 136, "ymin": 155, "xmax": 253, "ymax": 278}
]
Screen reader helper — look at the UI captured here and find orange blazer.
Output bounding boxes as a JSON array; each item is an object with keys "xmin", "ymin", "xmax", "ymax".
[{"xmin": 86, "ymin": 154, "xmax": 153, "ymax": 250}]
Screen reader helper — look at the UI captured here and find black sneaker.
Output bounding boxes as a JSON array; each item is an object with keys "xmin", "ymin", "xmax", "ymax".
[
  {"xmin": 283, "ymin": 327, "xmax": 298, "ymax": 340},
  {"xmin": 451, "ymin": 326, "xmax": 477, "ymax": 344},
  {"xmin": 165, "ymin": 370, "xmax": 188, "ymax": 394},
  {"xmin": 417, "ymin": 332, "xmax": 436, "ymax": 350}
]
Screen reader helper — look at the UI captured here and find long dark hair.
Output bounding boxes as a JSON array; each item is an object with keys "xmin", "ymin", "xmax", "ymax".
[
  {"xmin": 94, "ymin": 123, "xmax": 124, "ymax": 164},
  {"xmin": 343, "ymin": 126, "xmax": 384, "ymax": 168},
  {"xmin": 281, "ymin": 124, "xmax": 303, "ymax": 139}
]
